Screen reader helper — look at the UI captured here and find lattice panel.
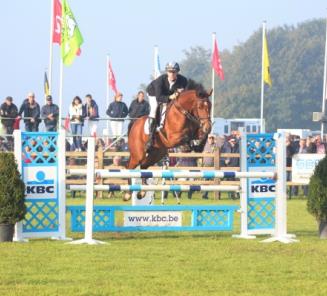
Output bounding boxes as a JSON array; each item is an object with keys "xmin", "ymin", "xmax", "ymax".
[
  {"xmin": 247, "ymin": 198, "xmax": 275, "ymax": 230},
  {"xmin": 196, "ymin": 210, "xmax": 230, "ymax": 228},
  {"xmin": 71, "ymin": 209, "xmax": 112, "ymax": 232},
  {"xmin": 246, "ymin": 134, "xmax": 275, "ymax": 167},
  {"xmin": 23, "ymin": 200, "xmax": 59, "ymax": 232},
  {"xmin": 22, "ymin": 133, "xmax": 58, "ymax": 165}
]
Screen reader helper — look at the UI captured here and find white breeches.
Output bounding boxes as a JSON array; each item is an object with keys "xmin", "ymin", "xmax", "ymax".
[
  {"xmin": 160, "ymin": 104, "xmax": 167, "ymax": 127},
  {"xmin": 148, "ymin": 95, "xmax": 158, "ymax": 118}
]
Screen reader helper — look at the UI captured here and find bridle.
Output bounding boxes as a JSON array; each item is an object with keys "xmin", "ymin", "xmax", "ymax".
[{"xmin": 172, "ymin": 96, "xmax": 211, "ymax": 128}]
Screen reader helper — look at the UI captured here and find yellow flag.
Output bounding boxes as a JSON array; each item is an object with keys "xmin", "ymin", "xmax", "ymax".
[
  {"xmin": 44, "ymin": 71, "xmax": 50, "ymax": 97},
  {"xmin": 263, "ymin": 30, "xmax": 272, "ymax": 87}
]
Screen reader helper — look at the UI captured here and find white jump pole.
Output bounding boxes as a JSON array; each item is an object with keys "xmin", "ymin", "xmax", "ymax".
[
  {"xmin": 69, "ymin": 136, "xmax": 106, "ymax": 245},
  {"xmin": 262, "ymin": 132, "xmax": 298, "ymax": 243},
  {"xmin": 68, "ymin": 184, "xmax": 241, "ymax": 192},
  {"xmin": 68, "ymin": 169, "xmax": 276, "ymax": 179},
  {"xmin": 233, "ymin": 131, "xmax": 256, "ymax": 239}
]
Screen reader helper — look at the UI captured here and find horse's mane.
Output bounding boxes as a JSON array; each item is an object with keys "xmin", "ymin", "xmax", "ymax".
[{"xmin": 185, "ymin": 79, "xmax": 208, "ymax": 98}]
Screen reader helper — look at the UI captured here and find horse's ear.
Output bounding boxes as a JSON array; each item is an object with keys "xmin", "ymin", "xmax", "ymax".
[{"xmin": 207, "ymin": 89, "xmax": 213, "ymax": 97}]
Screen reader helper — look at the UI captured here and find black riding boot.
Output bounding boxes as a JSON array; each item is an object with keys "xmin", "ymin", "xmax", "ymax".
[{"xmin": 146, "ymin": 118, "xmax": 156, "ymax": 151}]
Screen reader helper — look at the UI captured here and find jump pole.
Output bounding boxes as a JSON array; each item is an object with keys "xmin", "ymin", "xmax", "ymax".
[
  {"xmin": 261, "ymin": 132, "xmax": 297, "ymax": 243},
  {"xmin": 69, "ymin": 136, "xmax": 106, "ymax": 245}
]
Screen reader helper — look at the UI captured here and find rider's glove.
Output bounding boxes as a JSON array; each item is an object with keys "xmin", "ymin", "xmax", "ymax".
[{"xmin": 169, "ymin": 93, "xmax": 178, "ymax": 100}]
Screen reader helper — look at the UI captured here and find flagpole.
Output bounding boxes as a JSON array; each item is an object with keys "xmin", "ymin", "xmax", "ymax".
[
  {"xmin": 321, "ymin": 15, "xmax": 327, "ymax": 138},
  {"xmin": 48, "ymin": 0, "xmax": 54, "ymax": 102},
  {"xmin": 106, "ymin": 54, "xmax": 110, "ymax": 133},
  {"xmin": 211, "ymin": 32, "xmax": 216, "ymax": 123},
  {"xmin": 260, "ymin": 21, "xmax": 266, "ymax": 133},
  {"xmin": 59, "ymin": 59, "xmax": 64, "ymax": 130}
]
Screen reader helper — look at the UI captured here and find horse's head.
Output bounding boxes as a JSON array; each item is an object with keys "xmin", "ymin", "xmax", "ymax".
[
  {"xmin": 193, "ymin": 94, "xmax": 212, "ymax": 136},
  {"xmin": 171, "ymin": 80, "xmax": 212, "ymax": 152},
  {"xmin": 177, "ymin": 80, "xmax": 212, "ymax": 138}
]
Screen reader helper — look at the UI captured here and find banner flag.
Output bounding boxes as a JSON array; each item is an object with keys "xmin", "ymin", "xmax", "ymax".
[
  {"xmin": 108, "ymin": 61, "xmax": 118, "ymax": 94},
  {"xmin": 263, "ymin": 29, "xmax": 272, "ymax": 86},
  {"xmin": 61, "ymin": 0, "xmax": 83, "ymax": 66},
  {"xmin": 211, "ymin": 38, "xmax": 224, "ymax": 80}
]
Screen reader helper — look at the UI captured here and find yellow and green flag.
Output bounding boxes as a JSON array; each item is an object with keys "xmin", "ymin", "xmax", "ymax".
[
  {"xmin": 61, "ymin": 0, "xmax": 83, "ymax": 66},
  {"xmin": 263, "ymin": 29, "xmax": 272, "ymax": 87},
  {"xmin": 44, "ymin": 71, "xmax": 50, "ymax": 97}
]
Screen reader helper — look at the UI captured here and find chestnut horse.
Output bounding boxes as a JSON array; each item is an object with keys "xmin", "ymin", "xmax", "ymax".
[{"xmin": 127, "ymin": 81, "xmax": 212, "ymax": 170}]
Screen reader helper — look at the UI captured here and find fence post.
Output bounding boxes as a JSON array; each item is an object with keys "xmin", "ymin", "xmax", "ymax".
[
  {"xmin": 69, "ymin": 136, "xmax": 106, "ymax": 245},
  {"xmin": 262, "ymin": 132, "xmax": 298, "ymax": 243},
  {"xmin": 214, "ymin": 148, "xmax": 220, "ymax": 200},
  {"xmin": 97, "ymin": 144, "xmax": 104, "ymax": 199}
]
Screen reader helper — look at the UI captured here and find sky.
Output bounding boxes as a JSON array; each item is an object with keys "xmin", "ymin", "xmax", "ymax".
[{"xmin": 1, "ymin": 0, "xmax": 326, "ymax": 117}]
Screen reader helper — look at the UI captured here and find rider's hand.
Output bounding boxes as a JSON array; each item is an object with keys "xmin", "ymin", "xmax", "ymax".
[{"xmin": 169, "ymin": 93, "xmax": 178, "ymax": 100}]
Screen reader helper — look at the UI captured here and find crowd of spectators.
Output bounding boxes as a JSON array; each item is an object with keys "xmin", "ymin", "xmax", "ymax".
[{"xmin": 0, "ymin": 91, "xmax": 149, "ymax": 151}]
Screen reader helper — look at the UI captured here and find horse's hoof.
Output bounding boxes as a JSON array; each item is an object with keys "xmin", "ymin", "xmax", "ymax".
[
  {"xmin": 137, "ymin": 191, "xmax": 146, "ymax": 200},
  {"xmin": 123, "ymin": 192, "xmax": 131, "ymax": 202}
]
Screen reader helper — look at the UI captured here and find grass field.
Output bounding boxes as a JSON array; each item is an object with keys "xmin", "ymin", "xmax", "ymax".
[{"xmin": 1, "ymin": 195, "xmax": 327, "ymax": 296}]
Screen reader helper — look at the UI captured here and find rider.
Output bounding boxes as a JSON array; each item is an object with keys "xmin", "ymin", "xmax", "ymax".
[{"xmin": 146, "ymin": 61, "xmax": 188, "ymax": 150}]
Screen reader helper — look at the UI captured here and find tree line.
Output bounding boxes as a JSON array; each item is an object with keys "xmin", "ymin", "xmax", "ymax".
[{"xmin": 179, "ymin": 19, "xmax": 325, "ymax": 132}]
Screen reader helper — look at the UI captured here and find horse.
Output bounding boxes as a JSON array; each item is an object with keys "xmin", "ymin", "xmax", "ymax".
[{"xmin": 124, "ymin": 81, "xmax": 212, "ymax": 200}]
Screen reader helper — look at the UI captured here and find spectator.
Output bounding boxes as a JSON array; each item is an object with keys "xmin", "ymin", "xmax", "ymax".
[
  {"xmin": 95, "ymin": 138, "xmax": 105, "ymax": 151},
  {"xmin": 128, "ymin": 91, "xmax": 150, "ymax": 133},
  {"xmin": 286, "ymin": 136, "xmax": 297, "ymax": 198},
  {"xmin": 83, "ymin": 94, "xmax": 99, "ymax": 137},
  {"xmin": 314, "ymin": 135, "xmax": 327, "ymax": 154},
  {"xmin": 221, "ymin": 136, "xmax": 240, "ymax": 199},
  {"xmin": 106, "ymin": 92, "xmax": 128, "ymax": 139},
  {"xmin": 297, "ymin": 138, "xmax": 309, "ymax": 196},
  {"xmin": 69, "ymin": 96, "xmax": 84, "ymax": 151},
  {"xmin": 298, "ymin": 138, "xmax": 308, "ymax": 154},
  {"xmin": 41, "ymin": 95, "xmax": 59, "ymax": 131},
  {"xmin": 0, "ymin": 96, "xmax": 18, "ymax": 135},
  {"xmin": 18, "ymin": 92, "xmax": 41, "ymax": 131},
  {"xmin": 202, "ymin": 134, "xmax": 218, "ymax": 200},
  {"xmin": 0, "ymin": 137, "xmax": 9, "ymax": 152},
  {"xmin": 306, "ymin": 136, "xmax": 316, "ymax": 153}
]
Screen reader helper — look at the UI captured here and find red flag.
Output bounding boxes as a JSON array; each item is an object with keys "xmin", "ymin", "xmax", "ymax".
[
  {"xmin": 13, "ymin": 117, "xmax": 21, "ymax": 130},
  {"xmin": 108, "ymin": 61, "xmax": 118, "ymax": 94},
  {"xmin": 64, "ymin": 115, "xmax": 70, "ymax": 131},
  {"xmin": 212, "ymin": 39, "xmax": 224, "ymax": 80},
  {"xmin": 52, "ymin": 0, "xmax": 62, "ymax": 44}
]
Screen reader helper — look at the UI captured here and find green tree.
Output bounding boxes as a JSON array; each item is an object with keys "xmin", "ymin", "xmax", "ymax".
[{"xmin": 178, "ymin": 19, "xmax": 325, "ymax": 131}]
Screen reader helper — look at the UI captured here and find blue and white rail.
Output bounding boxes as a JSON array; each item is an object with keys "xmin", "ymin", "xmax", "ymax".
[
  {"xmin": 68, "ymin": 169, "xmax": 276, "ymax": 179},
  {"xmin": 68, "ymin": 184, "xmax": 241, "ymax": 192}
]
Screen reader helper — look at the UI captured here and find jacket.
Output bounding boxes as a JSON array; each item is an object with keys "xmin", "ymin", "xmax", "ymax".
[
  {"xmin": 83, "ymin": 99, "xmax": 99, "ymax": 121},
  {"xmin": 41, "ymin": 103, "xmax": 59, "ymax": 127},
  {"xmin": 128, "ymin": 99, "xmax": 150, "ymax": 119},
  {"xmin": 0, "ymin": 102, "xmax": 18, "ymax": 127},
  {"xmin": 106, "ymin": 101, "xmax": 128, "ymax": 121},
  {"xmin": 69, "ymin": 104, "xmax": 84, "ymax": 124},
  {"xmin": 19, "ymin": 100, "xmax": 41, "ymax": 123},
  {"xmin": 146, "ymin": 74, "xmax": 188, "ymax": 103}
]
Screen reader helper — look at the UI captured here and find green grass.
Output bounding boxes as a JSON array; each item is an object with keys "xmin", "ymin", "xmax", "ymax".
[{"xmin": 1, "ymin": 195, "xmax": 327, "ymax": 296}]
